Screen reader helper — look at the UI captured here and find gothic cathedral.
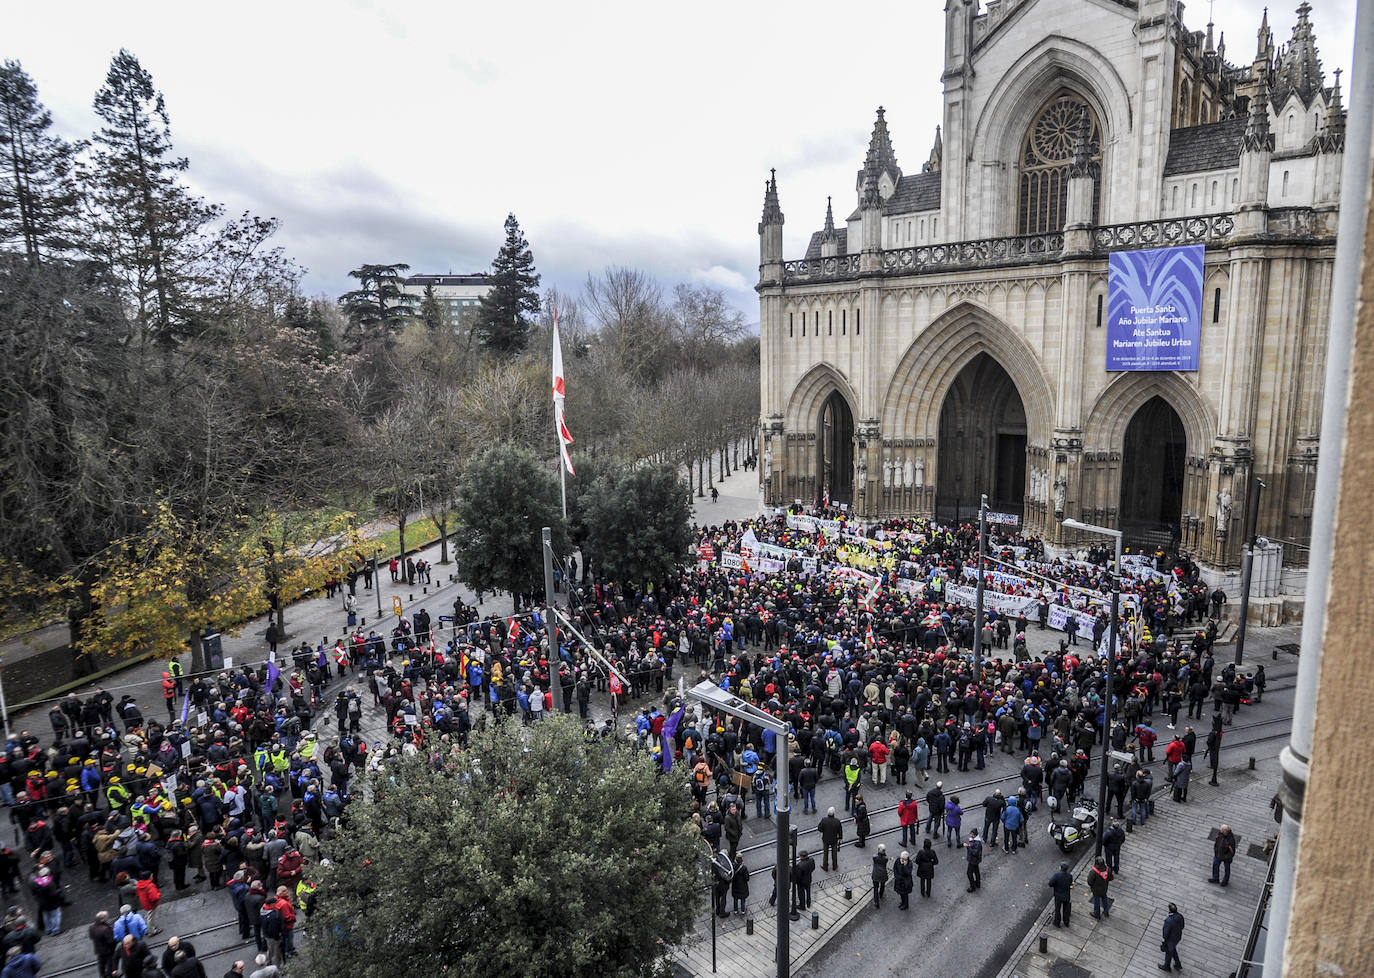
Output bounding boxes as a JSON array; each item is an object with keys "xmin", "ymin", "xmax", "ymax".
[{"xmin": 756, "ymin": 0, "xmax": 1344, "ymax": 571}]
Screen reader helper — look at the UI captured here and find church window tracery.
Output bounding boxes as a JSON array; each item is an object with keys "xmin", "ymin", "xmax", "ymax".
[{"xmin": 1017, "ymin": 90, "xmax": 1102, "ymax": 235}]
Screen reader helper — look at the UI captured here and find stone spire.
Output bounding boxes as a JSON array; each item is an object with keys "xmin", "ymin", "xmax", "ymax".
[
  {"xmin": 1256, "ymin": 6, "xmax": 1273, "ymax": 63},
  {"xmin": 857, "ymin": 106, "xmax": 902, "ymax": 199},
  {"xmin": 1316, "ymin": 68, "xmax": 1346, "ymax": 152},
  {"xmin": 760, "ymin": 168, "xmax": 783, "ymax": 227},
  {"xmin": 1068, "ymin": 111, "xmax": 1099, "ymax": 180},
  {"xmin": 818, "ymin": 197, "xmax": 839, "ymax": 257},
  {"xmin": 1272, "ymin": 2, "xmax": 1325, "ymax": 108},
  {"xmin": 923, "ymin": 126, "xmax": 943, "ymax": 174},
  {"xmin": 1242, "ymin": 73, "xmax": 1275, "ymax": 152}
]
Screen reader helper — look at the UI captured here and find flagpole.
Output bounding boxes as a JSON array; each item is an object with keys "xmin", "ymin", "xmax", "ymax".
[{"xmin": 560, "ymin": 455, "xmax": 567, "ymax": 520}]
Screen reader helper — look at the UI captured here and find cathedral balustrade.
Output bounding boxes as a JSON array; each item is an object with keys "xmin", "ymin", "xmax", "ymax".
[
  {"xmin": 1090, "ymin": 213, "xmax": 1236, "ymax": 253},
  {"xmin": 776, "ymin": 213, "xmax": 1249, "ymax": 286},
  {"xmin": 781, "ymin": 253, "xmax": 863, "ymax": 282}
]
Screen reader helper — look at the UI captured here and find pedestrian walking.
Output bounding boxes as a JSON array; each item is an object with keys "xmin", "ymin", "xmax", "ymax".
[
  {"xmin": 897, "ymin": 791, "xmax": 920, "ymax": 849},
  {"xmin": 1048, "ymin": 861, "xmax": 1074, "ymax": 927},
  {"xmin": 1088, "ymin": 857, "xmax": 1113, "ymax": 919},
  {"xmin": 915, "ymin": 838, "xmax": 939, "ymax": 898},
  {"xmin": 925, "ymin": 781, "xmax": 945, "ymax": 836},
  {"xmin": 793, "ymin": 850, "xmax": 815, "ymax": 910},
  {"xmin": 870, "ymin": 845, "xmax": 889, "ymax": 908},
  {"xmin": 1001, "ymin": 797, "xmax": 1025, "ymax": 853},
  {"xmin": 1209, "ymin": 824, "xmax": 1236, "ymax": 886},
  {"xmin": 854, "ymin": 793, "xmax": 871, "ymax": 848},
  {"xmin": 944, "ymin": 794, "xmax": 963, "ymax": 847},
  {"xmin": 1160, "ymin": 902, "xmax": 1185, "ymax": 971},
  {"xmin": 1102, "ymin": 820, "xmax": 1125, "ymax": 875}
]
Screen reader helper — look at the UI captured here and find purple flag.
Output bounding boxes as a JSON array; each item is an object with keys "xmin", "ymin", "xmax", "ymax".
[
  {"xmin": 266, "ymin": 661, "xmax": 281, "ymax": 695},
  {"xmin": 179, "ymin": 690, "xmax": 191, "ymax": 726},
  {"xmin": 660, "ymin": 702, "xmax": 686, "ymax": 773}
]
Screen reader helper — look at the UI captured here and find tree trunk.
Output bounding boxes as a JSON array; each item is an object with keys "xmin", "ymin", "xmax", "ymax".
[
  {"xmin": 722, "ymin": 442, "xmax": 730, "ymax": 478},
  {"xmin": 398, "ymin": 510, "xmax": 408, "ymax": 560},
  {"xmin": 708, "ymin": 452, "xmax": 714, "ymax": 489},
  {"xmin": 697, "ymin": 457, "xmax": 705, "ymax": 497},
  {"xmin": 189, "ymin": 630, "xmax": 206, "ymax": 674},
  {"xmin": 438, "ymin": 512, "xmax": 450, "ymax": 564}
]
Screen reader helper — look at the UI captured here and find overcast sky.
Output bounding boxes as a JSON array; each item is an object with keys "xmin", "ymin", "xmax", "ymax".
[{"xmin": 7, "ymin": 1, "xmax": 1354, "ymax": 321}]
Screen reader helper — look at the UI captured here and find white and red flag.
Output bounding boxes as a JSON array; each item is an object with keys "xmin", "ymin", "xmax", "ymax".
[{"xmin": 552, "ymin": 308, "xmax": 576, "ymax": 476}]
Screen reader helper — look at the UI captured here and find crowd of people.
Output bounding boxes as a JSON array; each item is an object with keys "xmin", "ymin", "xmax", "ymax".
[{"xmin": 0, "ymin": 504, "xmax": 1263, "ymax": 976}]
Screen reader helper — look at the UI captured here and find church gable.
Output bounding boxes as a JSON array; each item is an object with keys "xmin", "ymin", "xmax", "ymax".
[{"xmin": 884, "ymin": 172, "xmax": 942, "ymax": 216}]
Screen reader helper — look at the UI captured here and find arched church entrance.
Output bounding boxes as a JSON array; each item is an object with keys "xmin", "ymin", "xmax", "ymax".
[
  {"xmin": 935, "ymin": 353, "xmax": 1027, "ymax": 521},
  {"xmin": 819, "ymin": 390, "xmax": 854, "ymax": 506},
  {"xmin": 1120, "ymin": 395, "xmax": 1186, "ymax": 542}
]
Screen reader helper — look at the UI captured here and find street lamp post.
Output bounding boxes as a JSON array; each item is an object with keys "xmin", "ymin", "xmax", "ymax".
[
  {"xmin": 972, "ymin": 494, "xmax": 989, "ymax": 685},
  {"xmin": 687, "ymin": 681, "xmax": 791, "ymax": 978},
  {"xmin": 1233, "ymin": 478, "xmax": 1267, "ymax": 667},
  {"xmin": 1061, "ymin": 518, "xmax": 1122, "ymax": 859}
]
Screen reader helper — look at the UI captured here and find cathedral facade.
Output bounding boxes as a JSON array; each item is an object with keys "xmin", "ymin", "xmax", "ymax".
[{"xmin": 756, "ymin": 0, "xmax": 1345, "ymax": 568}]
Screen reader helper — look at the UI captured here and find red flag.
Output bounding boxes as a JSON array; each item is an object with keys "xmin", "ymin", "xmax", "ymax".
[{"xmin": 552, "ymin": 308, "xmax": 576, "ymax": 476}]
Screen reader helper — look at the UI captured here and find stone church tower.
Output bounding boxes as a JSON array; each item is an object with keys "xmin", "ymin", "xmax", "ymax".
[{"xmin": 757, "ymin": 0, "xmax": 1344, "ymax": 571}]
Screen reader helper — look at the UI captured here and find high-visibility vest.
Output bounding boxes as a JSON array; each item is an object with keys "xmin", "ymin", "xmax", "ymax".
[{"xmin": 106, "ymin": 783, "xmax": 130, "ymax": 809}]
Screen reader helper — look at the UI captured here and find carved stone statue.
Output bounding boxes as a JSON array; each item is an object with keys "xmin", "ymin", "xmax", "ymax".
[
  {"xmin": 882, "ymin": 455, "xmax": 893, "ymax": 487},
  {"xmin": 763, "ymin": 446, "xmax": 773, "ymax": 479},
  {"xmin": 1216, "ymin": 489, "xmax": 1233, "ymax": 529},
  {"xmin": 855, "ymin": 455, "xmax": 867, "ymax": 487},
  {"xmin": 903, "ymin": 458, "xmax": 915, "ymax": 487},
  {"xmin": 1053, "ymin": 474, "xmax": 1067, "ymax": 515},
  {"xmin": 914, "ymin": 456, "xmax": 926, "ymax": 487}
]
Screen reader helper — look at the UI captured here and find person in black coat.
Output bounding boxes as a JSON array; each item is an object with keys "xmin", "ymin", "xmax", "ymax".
[
  {"xmin": 854, "ymin": 794, "xmax": 870, "ymax": 848},
  {"xmin": 818, "ymin": 808, "xmax": 844, "ymax": 872},
  {"xmin": 793, "ymin": 851, "xmax": 816, "ymax": 910},
  {"xmin": 1102, "ymin": 820, "xmax": 1125, "ymax": 875},
  {"xmin": 1161, "ymin": 903, "xmax": 1185, "ymax": 971},
  {"xmin": 892, "ymin": 850, "xmax": 915, "ymax": 910},
  {"xmin": 730, "ymin": 860, "xmax": 751, "ymax": 914},
  {"xmin": 1048, "ymin": 861, "xmax": 1074, "ymax": 926},
  {"xmin": 914, "ymin": 838, "xmax": 939, "ymax": 898},
  {"xmin": 870, "ymin": 845, "xmax": 889, "ymax": 908}
]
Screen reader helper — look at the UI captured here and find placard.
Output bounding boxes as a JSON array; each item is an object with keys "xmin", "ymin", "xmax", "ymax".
[
  {"xmin": 223, "ymin": 656, "xmax": 233, "ymax": 668},
  {"xmin": 1106, "ymin": 244, "xmax": 1204, "ymax": 371}
]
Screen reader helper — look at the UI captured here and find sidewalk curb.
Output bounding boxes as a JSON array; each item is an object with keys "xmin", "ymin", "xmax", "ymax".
[{"xmin": 793, "ymin": 879, "xmax": 874, "ymax": 973}]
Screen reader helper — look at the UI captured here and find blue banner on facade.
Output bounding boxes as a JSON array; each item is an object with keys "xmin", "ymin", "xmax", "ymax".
[{"xmin": 1106, "ymin": 244, "xmax": 1204, "ymax": 371}]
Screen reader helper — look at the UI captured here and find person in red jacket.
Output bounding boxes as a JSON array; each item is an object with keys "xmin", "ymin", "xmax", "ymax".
[
  {"xmin": 897, "ymin": 791, "xmax": 920, "ymax": 848},
  {"xmin": 1163, "ymin": 735, "xmax": 1186, "ymax": 783},
  {"xmin": 274, "ymin": 887, "xmax": 298, "ymax": 959},
  {"xmin": 135, "ymin": 872, "xmax": 162, "ymax": 936},
  {"xmin": 275, "ymin": 849, "xmax": 305, "ymax": 893},
  {"xmin": 869, "ymin": 739, "xmax": 890, "ymax": 785}
]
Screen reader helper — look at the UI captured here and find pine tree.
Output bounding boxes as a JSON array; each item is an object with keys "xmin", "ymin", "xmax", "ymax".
[
  {"xmin": 0, "ymin": 60, "xmax": 81, "ymax": 262},
  {"xmin": 419, "ymin": 282, "xmax": 446, "ymax": 331},
  {"xmin": 474, "ymin": 212, "xmax": 540, "ymax": 354},
  {"xmin": 338, "ymin": 262, "xmax": 415, "ymax": 348},
  {"xmin": 84, "ymin": 49, "xmax": 221, "ymax": 342}
]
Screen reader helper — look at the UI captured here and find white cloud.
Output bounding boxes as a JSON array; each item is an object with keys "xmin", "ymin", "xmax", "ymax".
[
  {"xmin": 4, "ymin": 0, "xmax": 1353, "ymax": 317},
  {"xmin": 691, "ymin": 265, "xmax": 751, "ymax": 293}
]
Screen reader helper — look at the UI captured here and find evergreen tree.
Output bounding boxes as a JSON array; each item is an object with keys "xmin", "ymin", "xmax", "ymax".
[
  {"xmin": 338, "ymin": 262, "xmax": 415, "ymax": 348},
  {"xmin": 419, "ymin": 281, "xmax": 446, "ymax": 331},
  {"xmin": 0, "ymin": 60, "xmax": 81, "ymax": 263},
  {"xmin": 580, "ymin": 461, "xmax": 693, "ymax": 588},
  {"xmin": 84, "ymin": 49, "xmax": 222, "ymax": 342},
  {"xmin": 474, "ymin": 212, "xmax": 540, "ymax": 354}
]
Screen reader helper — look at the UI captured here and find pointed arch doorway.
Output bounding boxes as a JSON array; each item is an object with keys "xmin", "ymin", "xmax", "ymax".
[
  {"xmin": 935, "ymin": 353, "xmax": 1027, "ymax": 520},
  {"xmin": 818, "ymin": 391, "xmax": 854, "ymax": 507},
  {"xmin": 1120, "ymin": 395, "xmax": 1186, "ymax": 542}
]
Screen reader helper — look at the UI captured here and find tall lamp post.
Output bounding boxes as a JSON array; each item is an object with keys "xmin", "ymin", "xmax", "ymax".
[
  {"xmin": 972, "ymin": 494, "xmax": 989, "ymax": 685},
  {"xmin": 1062, "ymin": 517, "xmax": 1122, "ymax": 859},
  {"xmin": 687, "ymin": 681, "xmax": 792, "ymax": 978},
  {"xmin": 1232, "ymin": 478, "xmax": 1267, "ymax": 667}
]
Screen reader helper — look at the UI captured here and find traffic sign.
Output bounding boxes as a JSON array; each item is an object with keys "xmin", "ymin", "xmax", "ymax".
[{"xmin": 392, "ymin": 596, "xmax": 403, "ymax": 617}]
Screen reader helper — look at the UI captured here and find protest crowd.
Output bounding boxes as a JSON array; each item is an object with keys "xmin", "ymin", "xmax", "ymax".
[{"xmin": 0, "ymin": 504, "xmax": 1268, "ymax": 977}]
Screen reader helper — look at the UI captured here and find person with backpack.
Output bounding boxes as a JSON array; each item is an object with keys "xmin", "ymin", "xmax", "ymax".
[
  {"xmin": 112, "ymin": 904, "xmax": 147, "ymax": 944},
  {"xmin": 870, "ymin": 844, "xmax": 889, "ymax": 908},
  {"xmin": 964, "ymin": 829, "xmax": 984, "ymax": 891},
  {"xmin": 258, "ymin": 895, "xmax": 285, "ymax": 966}
]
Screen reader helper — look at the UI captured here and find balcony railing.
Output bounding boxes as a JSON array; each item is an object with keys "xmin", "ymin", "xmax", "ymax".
[
  {"xmin": 777, "ymin": 212, "xmax": 1245, "ymax": 285},
  {"xmin": 1091, "ymin": 213, "xmax": 1236, "ymax": 253},
  {"xmin": 781, "ymin": 253, "xmax": 862, "ymax": 282}
]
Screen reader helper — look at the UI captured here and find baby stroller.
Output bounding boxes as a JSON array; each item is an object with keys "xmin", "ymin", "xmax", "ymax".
[{"xmin": 1048, "ymin": 797, "xmax": 1099, "ymax": 853}]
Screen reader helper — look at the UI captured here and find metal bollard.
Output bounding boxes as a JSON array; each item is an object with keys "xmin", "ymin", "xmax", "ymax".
[
  {"xmin": 1249, "ymin": 756, "xmax": 1256, "ymax": 770},
  {"xmin": 844, "ymin": 885, "xmax": 852, "ymax": 901},
  {"xmin": 423, "ymin": 587, "xmax": 428, "ymax": 594},
  {"xmin": 1039, "ymin": 935, "xmax": 1049, "ymax": 953},
  {"xmin": 811, "ymin": 911, "xmax": 820, "ymax": 930},
  {"xmin": 409, "ymin": 594, "xmax": 413, "ymax": 601},
  {"xmin": 745, "ymin": 915, "xmax": 754, "ymax": 935},
  {"xmin": 360, "ymin": 618, "xmax": 366, "ymax": 627}
]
